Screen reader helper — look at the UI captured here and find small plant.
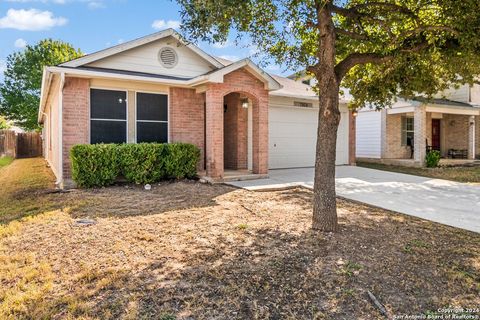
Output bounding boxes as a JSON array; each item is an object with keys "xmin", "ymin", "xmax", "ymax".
[
  {"xmin": 403, "ymin": 239, "xmax": 429, "ymax": 254},
  {"xmin": 237, "ymin": 223, "xmax": 249, "ymax": 230},
  {"xmin": 425, "ymin": 150, "xmax": 441, "ymax": 168},
  {"xmin": 338, "ymin": 261, "xmax": 363, "ymax": 277}
]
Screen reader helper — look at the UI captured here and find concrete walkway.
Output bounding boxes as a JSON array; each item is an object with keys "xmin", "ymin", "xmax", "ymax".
[{"xmin": 226, "ymin": 166, "xmax": 480, "ymax": 233}]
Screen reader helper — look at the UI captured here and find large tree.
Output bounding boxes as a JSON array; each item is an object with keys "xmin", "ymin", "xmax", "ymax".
[
  {"xmin": 176, "ymin": 0, "xmax": 480, "ymax": 231},
  {"xmin": 0, "ymin": 39, "xmax": 83, "ymax": 131}
]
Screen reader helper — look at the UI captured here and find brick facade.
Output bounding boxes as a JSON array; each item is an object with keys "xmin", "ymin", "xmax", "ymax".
[
  {"xmin": 223, "ymin": 93, "xmax": 248, "ymax": 170},
  {"xmin": 62, "ymin": 77, "xmax": 89, "ymax": 186},
  {"xmin": 205, "ymin": 68, "xmax": 269, "ymax": 179},
  {"xmin": 384, "ymin": 114, "xmax": 411, "ymax": 159},
  {"xmin": 169, "ymin": 87, "xmax": 206, "ymax": 170}
]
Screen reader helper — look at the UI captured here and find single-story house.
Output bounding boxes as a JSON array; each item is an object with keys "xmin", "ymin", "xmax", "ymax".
[
  {"xmin": 39, "ymin": 29, "xmax": 355, "ymax": 188},
  {"xmin": 356, "ymin": 85, "xmax": 480, "ymax": 166}
]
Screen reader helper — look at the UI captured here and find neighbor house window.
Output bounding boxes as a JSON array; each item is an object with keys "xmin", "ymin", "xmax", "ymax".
[
  {"xmin": 90, "ymin": 89, "xmax": 127, "ymax": 144},
  {"xmin": 401, "ymin": 116, "xmax": 414, "ymax": 146},
  {"xmin": 136, "ymin": 92, "xmax": 168, "ymax": 143}
]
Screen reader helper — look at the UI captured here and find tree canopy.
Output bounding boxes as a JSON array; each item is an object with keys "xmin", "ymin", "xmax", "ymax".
[
  {"xmin": 178, "ymin": 0, "xmax": 480, "ymax": 108},
  {"xmin": 0, "ymin": 39, "xmax": 83, "ymax": 131}
]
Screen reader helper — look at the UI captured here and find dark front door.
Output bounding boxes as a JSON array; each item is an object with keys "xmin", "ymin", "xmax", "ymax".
[{"xmin": 431, "ymin": 119, "xmax": 441, "ymax": 151}]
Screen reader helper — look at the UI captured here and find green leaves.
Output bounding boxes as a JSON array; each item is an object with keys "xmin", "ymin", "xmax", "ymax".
[
  {"xmin": 0, "ymin": 39, "xmax": 82, "ymax": 131},
  {"xmin": 177, "ymin": 0, "xmax": 480, "ymax": 109},
  {"xmin": 70, "ymin": 143, "xmax": 201, "ymax": 188}
]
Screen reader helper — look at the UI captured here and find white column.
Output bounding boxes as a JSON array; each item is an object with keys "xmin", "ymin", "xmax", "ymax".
[
  {"xmin": 468, "ymin": 115, "xmax": 476, "ymax": 160},
  {"xmin": 414, "ymin": 105, "xmax": 427, "ymax": 166}
]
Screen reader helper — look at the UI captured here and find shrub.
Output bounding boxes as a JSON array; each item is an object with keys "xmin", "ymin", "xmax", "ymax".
[
  {"xmin": 119, "ymin": 143, "xmax": 167, "ymax": 184},
  {"xmin": 70, "ymin": 144, "xmax": 120, "ymax": 188},
  {"xmin": 164, "ymin": 143, "xmax": 200, "ymax": 179},
  {"xmin": 70, "ymin": 143, "xmax": 200, "ymax": 187},
  {"xmin": 425, "ymin": 150, "xmax": 441, "ymax": 168}
]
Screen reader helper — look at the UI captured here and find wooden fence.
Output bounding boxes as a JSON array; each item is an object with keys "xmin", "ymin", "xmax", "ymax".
[{"xmin": 0, "ymin": 130, "xmax": 42, "ymax": 158}]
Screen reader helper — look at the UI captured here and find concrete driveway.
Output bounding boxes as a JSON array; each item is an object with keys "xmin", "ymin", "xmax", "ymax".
[{"xmin": 226, "ymin": 166, "xmax": 480, "ymax": 233}]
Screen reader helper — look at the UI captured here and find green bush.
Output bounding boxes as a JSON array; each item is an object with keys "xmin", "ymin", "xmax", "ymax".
[
  {"xmin": 119, "ymin": 143, "xmax": 167, "ymax": 184},
  {"xmin": 164, "ymin": 143, "xmax": 200, "ymax": 179},
  {"xmin": 425, "ymin": 150, "xmax": 441, "ymax": 168},
  {"xmin": 70, "ymin": 143, "xmax": 200, "ymax": 187},
  {"xmin": 70, "ymin": 144, "xmax": 120, "ymax": 188}
]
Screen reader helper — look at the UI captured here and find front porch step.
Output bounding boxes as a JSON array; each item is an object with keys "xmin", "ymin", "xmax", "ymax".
[{"xmin": 223, "ymin": 173, "xmax": 269, "ymax": 182}]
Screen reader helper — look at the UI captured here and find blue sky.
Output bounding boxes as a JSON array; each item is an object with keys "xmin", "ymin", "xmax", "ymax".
[{"xmin": 0, "ymin": 0, "xmax": 286, "ymax": 80}]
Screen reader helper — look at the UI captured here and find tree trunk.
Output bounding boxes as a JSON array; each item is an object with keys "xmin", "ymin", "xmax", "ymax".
[
  {"xmin": 311, "ymin": 2, "xmax": 341, "ymax": 231},
  {"xmin": 312, "ymin": 80, "xmax": 341, "ymax": 231}
]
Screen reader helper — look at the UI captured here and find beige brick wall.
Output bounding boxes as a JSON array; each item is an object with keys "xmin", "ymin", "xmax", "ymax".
[
  {"xmin": 442, "ymin": 114, "xmax": 469, "ymax": 154},
  {"xmin": 385, "ymin": 114, "xmax": 411, "ymax": 159}
]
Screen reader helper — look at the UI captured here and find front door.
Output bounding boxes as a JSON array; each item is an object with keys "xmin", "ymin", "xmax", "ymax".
[{"xmin": 431, "ymin": 119, "xmax": 441, "ymax": 151}]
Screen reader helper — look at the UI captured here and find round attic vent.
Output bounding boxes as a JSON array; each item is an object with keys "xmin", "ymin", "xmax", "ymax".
[{"xmin": 158, "ymin": 47, "xmax": 178, "ymax": 68}]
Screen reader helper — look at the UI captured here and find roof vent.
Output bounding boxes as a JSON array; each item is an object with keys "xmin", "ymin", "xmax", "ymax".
[{"xmin": 158, "ymin": 47, "xmax": 178, "ymax": 68}]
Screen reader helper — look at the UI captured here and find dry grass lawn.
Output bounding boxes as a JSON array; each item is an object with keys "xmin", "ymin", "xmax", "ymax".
[
  {"xmin": 358, "ymin": 161, "xmax": 480, "ymax": 183},
  {"xmin": 0, "ymin": 158, "xmax": 479, "ymax": 320}
]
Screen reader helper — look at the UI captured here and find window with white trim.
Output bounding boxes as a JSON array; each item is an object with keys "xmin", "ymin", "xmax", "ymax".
[
  {"xmin": 136, "ymin": 92, "xmax": 168, "ymax": 143},
  {"xmin": 90, "ymin": 89, "xmax": 127, "ymax": 144},
  {"xmin": 401, "ymin": 116, "xmax": 414, "ymax": 146}
]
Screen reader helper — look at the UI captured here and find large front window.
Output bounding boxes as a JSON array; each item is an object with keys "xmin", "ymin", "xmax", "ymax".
[
  {"xmin": 401, "ymin": 116, "xmax": 414, "ymax": 146},
  {"xmin": 90, "ymin": 89, "xmax": 127, "ymax": 144},
  {"xmin": 136, "ymin": 92, "xmax": 168, "ymax": 143}
]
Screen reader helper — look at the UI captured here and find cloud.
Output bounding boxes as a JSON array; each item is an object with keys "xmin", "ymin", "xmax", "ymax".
[
  {"xmin": 14, "ymin": 38, "xmax": 27, "ymax": 48},
  {"xmin": 86, "ymin": 1, "xmax": 105, "ymax": 9},
  {"xmin": 5, "ymin": 0, "xmax": 66, "ymax": 3},
  {"xmin": 0, "ymin": 9, "xmax": 67, "ymax": 31},
  {"xmin": 151, "ymin": 19, "xmax": 181, "ymax": 30}
]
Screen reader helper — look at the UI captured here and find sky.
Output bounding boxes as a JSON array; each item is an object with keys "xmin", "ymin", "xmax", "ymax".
[{"xmin": 0, "ymin": 0, "xmax": 287, "ymax": 81}]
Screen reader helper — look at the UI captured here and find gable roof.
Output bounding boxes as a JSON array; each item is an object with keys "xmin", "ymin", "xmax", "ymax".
[{"xmin": 60, "ymin": 29, "xmax": 224, "ymax": 69}]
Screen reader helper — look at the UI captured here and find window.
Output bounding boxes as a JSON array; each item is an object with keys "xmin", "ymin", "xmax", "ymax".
[
  {"xmin": 136, "ymin": 92, "xmax": 168, "ymax": 143},
  {"xmin": 294, "ymin": 101, "xmax": 313, "ymax": 108},
  {"xmin": 401, "ymin": 116, "xmax": 414, "ymax": 146},
  {"xmin": 90, "ymin": 89, "xmax": 127, "ymax": 144}
]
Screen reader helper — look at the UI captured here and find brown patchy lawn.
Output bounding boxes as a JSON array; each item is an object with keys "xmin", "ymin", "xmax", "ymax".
[
  {"xmin": 0, "ymin": 158, "xmax": 479, "ymax": 320},
  {"xmin": 357, "ymin": 161, "xmax": 480, "ymax": 183}
]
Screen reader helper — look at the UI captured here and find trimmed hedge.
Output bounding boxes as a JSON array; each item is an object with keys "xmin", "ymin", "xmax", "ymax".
[
  {"xmin": 70, "ymin": 144, "xmax": 120, "ymax": 188},
  {"xmin": 70, "ymin": 143, "xmax": 200, "ymax": 188}
]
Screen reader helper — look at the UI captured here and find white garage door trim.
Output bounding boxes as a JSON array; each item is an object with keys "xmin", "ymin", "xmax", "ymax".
[{"xmin": 268, "ymin": 106, "xmax": 349, "ymax": 169}]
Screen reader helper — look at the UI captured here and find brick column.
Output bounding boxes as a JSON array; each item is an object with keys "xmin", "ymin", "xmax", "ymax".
[
  {"xmin": 348, "ymin": 111, "xmax": 356, "ymax": 165},
  {"xmin": 205, "ymin": 89, "xmax": 224, "ymax": 179},
  {"xmin": 252, "ymin": 96, "xmax": 268, "ymax": 174},
  {"xmin": 380, "ymin": 109, "xmax": 387, "ymax": 158},
  {"xmin": 468, "ymin": 115, "xmax": 476, "ymax": 160},
  {"xmin": 414, "ymin": 105, "xmax": 427, "ymax": 166}
]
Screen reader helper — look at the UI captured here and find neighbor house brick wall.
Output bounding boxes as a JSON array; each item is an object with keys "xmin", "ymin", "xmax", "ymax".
[
  {"xmin": 384, "ymin": 114, "xmax": 411, "ymax": 159},
  {"xmin": 414, "ymin": 105, "xmax": 427, "ymax": 165},
  {"xmin": 169, "ymin": 87, "xmax": 206, "ymax": 170},
  {"xmin": 442, "ymin": 114, "xmax": 469, "ymax": 154},
  {"xmin": 62, "ymin": 77, "xmax": 89, "ymax": 184},
  {"xmin": 206, "ymin": 68, "xmax": 269, "ymax": 178}
]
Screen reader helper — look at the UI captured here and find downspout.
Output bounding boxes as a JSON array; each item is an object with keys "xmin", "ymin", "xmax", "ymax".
[{"xmin": 57, "ymin": 72, "xmax": 65, "ymax": 187}]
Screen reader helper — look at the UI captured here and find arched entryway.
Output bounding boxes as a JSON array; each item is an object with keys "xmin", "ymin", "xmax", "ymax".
[
  {"xmin": 223, "ymin": 92, "xmax": 254, "ymax": 172},
  {"xmin": 204, "ymin": 69, "xmax": 269, "ymax": 180}
]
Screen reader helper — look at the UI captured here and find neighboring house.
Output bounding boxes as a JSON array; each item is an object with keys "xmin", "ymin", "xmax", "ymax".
[
  {"xmin": 356, "ymin": 86, "xmax": 480, "ymax": 166},
  {"xmin": 39, "ymin": 29, "xmax": 355, "ymax": 188}
]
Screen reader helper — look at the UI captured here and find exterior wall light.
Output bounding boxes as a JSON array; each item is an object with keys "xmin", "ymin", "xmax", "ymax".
[
  {"xmin": 352, "ymin": 109, "xmax": 358, "ymax": 117},
  {"xmin": 241, "ymin": 98, "xmax": 249, "ymax": 109}
]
